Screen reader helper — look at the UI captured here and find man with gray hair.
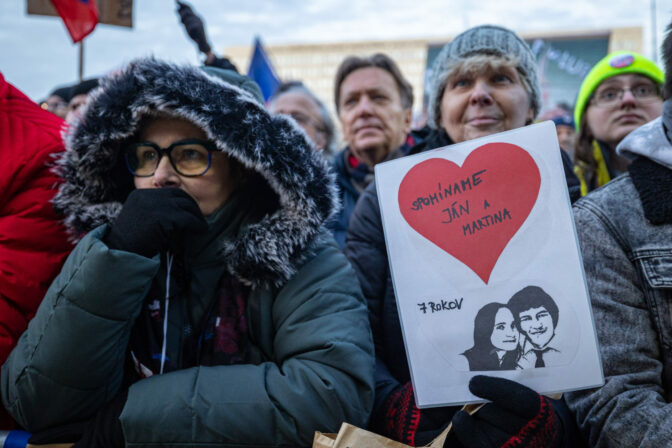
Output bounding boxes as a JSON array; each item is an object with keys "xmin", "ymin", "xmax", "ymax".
[{"xmin": 269, "ymin": 81, "xmax": 337, "ymax": 154}]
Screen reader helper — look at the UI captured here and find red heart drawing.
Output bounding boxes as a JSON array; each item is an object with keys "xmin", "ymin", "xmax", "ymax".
[{"xmin": 397, "ymin": 142, "xmax": 540, "ymax": 284}]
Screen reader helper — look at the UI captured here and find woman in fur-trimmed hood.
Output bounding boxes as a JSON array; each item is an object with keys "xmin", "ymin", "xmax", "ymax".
[{"xmin": 1, "ymin": 58, "xmax": 374, "ymax": 447}]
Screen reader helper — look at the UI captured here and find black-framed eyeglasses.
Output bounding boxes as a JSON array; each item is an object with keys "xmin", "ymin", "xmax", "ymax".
[
  {"xmin": 124, "ymin": 139, "xmax": 217, "ymax": 177},
  {"xmin": 591, "ymin": 83, "xmax": 661, "ymax": 108}
]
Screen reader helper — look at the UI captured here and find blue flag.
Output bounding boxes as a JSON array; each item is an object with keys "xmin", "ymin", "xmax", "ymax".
[{"xmin": 247, "ymin": 37, "xmax": 281, "ymax": 102}]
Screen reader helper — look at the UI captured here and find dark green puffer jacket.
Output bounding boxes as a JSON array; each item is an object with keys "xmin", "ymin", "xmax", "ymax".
[{"xmin": 1, "ymin": 58, "xmax": 374, "ymax": 447}]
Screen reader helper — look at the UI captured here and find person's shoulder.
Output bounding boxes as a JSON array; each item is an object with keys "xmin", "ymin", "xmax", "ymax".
[
  {"xmin": 274, "ymin": 229, "xmax": 367, "ymax": 314},
  {"xmin": 573, "ymin": 174, "xmax": 638, "ymax": 218},
  {"xmin": 360, "ymin": 179, "xmax": 379, "ymax": 202},
  {"xmin": 288, "ymin": 229, "xmax": 356, "ymax": 281},
  {"xmin": 348, "ymin": 180, "xmax": 383, "ymax": 242},
  {"xmin": 1, "ymin": 80, "xmax": 64, "ymax": 142},
  {"xmin": 331, "ymin": 147, "xmax": 347, "ymax": 171}
]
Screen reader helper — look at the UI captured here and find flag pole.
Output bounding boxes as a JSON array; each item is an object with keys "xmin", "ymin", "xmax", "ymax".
[{"xmin": 78, "ymin": 40, "xmax": 84, "ymax": 82}]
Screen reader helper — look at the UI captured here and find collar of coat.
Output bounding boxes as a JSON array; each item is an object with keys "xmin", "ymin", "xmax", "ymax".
[
  {"xmin": 629, "ymin": 156, "xmax": 672, "ymax": 225},
  {"xmin": 52, "ymin": 58, "xmax": 339, "ymax": 288}
]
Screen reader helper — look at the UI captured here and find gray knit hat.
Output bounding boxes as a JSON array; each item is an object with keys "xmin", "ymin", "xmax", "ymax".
[{"xmin": 428, "ymin": 25, "xmax": 541, "ymax": 129}]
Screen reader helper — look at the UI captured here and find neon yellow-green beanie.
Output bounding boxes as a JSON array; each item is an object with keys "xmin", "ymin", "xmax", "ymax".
[{"xmin": 574, "ymin": 51, "xmax": 664, "ymax": 131}]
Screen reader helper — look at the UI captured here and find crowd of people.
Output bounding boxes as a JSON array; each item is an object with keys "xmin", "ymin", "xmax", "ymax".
[{"xmin": 1, "ymin": 3, "xmax": 672, "ymax": 447}]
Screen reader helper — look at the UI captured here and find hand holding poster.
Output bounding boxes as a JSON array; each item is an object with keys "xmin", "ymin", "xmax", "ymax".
[{"xmin": 375, "ymin": 121, "xmax": 603, "ymax": 407}]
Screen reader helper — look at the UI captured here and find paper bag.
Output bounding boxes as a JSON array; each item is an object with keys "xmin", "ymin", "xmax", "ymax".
[{"xmin": 313, "ymin": 404, "xmax": 481, "ymax": 448}]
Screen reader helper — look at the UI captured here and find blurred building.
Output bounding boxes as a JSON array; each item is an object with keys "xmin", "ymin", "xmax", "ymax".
[
  {"xmin": 226, "ymin": 26, "xmax": 643, "ymax": 122},
  {"xmin": 226, "ymin": 38, "xmax": 428, "ymax": 116}
]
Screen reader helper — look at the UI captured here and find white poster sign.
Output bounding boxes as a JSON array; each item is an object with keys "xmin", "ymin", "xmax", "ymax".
[{"xmin": 375, "ymin": 121, "xmax": 603, "ymax": 407}]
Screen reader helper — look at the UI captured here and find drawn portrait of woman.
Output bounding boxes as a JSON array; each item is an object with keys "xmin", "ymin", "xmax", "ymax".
[{"xmin": 462, "ymin": 302, "xmax": 521, "ymax": 371}]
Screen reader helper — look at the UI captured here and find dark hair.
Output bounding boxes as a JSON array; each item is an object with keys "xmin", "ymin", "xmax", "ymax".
[
  {"xmin": 663, "ymin": 22, "xmax": 672, "ymax": 99},
  {"xmin": 574, "ymin": 112, "xmax": 596, "ymax": 175},
  {"xmin": 508, "ymin": 286, "xmax": 559, "ymax": 330},
  {"xmin": 270, "ymin": 81, "xmax": 337, "ymax": 153},
  {"xmin": 462, "ymin": 302, "xmax": 519, "ymax": 371},
  {"xmin": 273, "ymin": 80, "xmax": 306, "ymax": 97},
  {"xmin": 69, "ymin": 78, "xmax": 99, "ymax": 99},
  {"xmin": 333, "ymin": 53, "xmax": 413, "ymax": 112},
  {"xmin": 49, "ymin": 85, "xmax": 73, "ymax": 102},
  {"xmin": 472, "ymin": 302, "xmax": 507, "ymax": 350}
]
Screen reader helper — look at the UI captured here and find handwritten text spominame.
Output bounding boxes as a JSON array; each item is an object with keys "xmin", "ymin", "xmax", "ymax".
[{"xmin": 410, "ymin": 170, "xmax": 487, "ymax": 211}]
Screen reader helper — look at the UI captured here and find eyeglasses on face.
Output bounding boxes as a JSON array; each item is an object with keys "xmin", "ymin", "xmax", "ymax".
[
  {"xmin": 286, "ymin": 111, "xmax": 327, "ymax": 134},
  {"xmin": 124, "ymin": 139, "xmax": 217, "ymax": 177},
  {"xmin": 591, "ymin": 83, "xmax": 661, "ymax": 108}
]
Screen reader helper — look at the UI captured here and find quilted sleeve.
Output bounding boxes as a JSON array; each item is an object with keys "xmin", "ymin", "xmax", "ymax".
[{"xmin": 0, "ymin": 78, "xmax": 73, "ymax": 363}]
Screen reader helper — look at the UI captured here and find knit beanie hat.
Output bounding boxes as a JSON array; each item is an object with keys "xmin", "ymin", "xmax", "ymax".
[
  {"xmin": 574, "ymin": 51, "xmax": 663, "ymax": 131},
  {"xmin": 428, "ymin": 25, "xmax": 541, "ymax": 129}
]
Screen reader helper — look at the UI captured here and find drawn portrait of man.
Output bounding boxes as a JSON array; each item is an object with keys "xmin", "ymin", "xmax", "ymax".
[{"xmin": 508, "ymin": 286, "xmax": 561, "ymax": 368}]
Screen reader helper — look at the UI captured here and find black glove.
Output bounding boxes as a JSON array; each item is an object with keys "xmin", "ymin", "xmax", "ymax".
[
  {"xmin": 176, "ymin": 0, "xmax": 211, "ymax": 54},
  {"xmin": 446, "ymin": 376, "xmax": 563, "ymax": 448},
  {"xmin": 379, "ymin": 381, "xmax": 456, "ymax": 446},
  {"xmin": 106, "ymin": 188, "xmax": 208, "ymax": 257},
  {"xmin": 28, "ymin": 390, "xmax": 127, "ymax": 448}
]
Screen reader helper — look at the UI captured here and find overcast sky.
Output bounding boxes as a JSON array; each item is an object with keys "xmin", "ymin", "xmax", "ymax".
[{"xmin": 2, "ymin": 0, "xmax": 672, "ymax": 101}]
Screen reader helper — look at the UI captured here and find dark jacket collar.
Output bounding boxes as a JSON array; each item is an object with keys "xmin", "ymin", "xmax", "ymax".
[
  {"xmin": 629, "ymin": 156, "xmax": 672, "ymax": 225},
  {"xmin": 626, "ymin": 99, "xmax": 672, "ymax": 225},
  {"xmin": 409, "ymin": 128, "xmax": 454, "ymax": 155},
  {"xmin": 333, "ymin": 131, "xmax": 423, "ymax": 194}
]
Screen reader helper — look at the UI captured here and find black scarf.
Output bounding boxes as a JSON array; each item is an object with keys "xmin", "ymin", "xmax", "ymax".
[{"xmin": 629, "ymin": 102, "xmax": 672, "ymax": 225}]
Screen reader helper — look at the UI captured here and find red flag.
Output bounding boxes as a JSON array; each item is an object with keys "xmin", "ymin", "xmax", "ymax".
[{"xmin": 49, "ymin": 0, "xmax": 99, "ymax": 43}]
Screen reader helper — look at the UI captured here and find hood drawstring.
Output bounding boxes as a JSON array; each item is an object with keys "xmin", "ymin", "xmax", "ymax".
[{"xmin": 160, "ymin": 252, "xmax": 174, "ymax": 375}]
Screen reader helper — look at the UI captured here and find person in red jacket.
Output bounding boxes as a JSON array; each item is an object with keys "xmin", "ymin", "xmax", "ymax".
[{"xmin": 0, "ymin": 73, "xmax": 73, "ymax": 427}]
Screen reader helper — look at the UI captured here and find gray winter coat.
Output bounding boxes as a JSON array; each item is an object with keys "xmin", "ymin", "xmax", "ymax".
[
  {"xmin": 1, "ymin": 59, "xmax": 374, "ymax": 447},
  {"xmin": 565, "ymin": 115, "xmax": 672, "ymax": 446}
]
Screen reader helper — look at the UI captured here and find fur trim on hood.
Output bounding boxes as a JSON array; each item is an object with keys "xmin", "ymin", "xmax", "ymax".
[{"xmin": 53, "ymin": 57, "xmax": 339, "ymax": 288}]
